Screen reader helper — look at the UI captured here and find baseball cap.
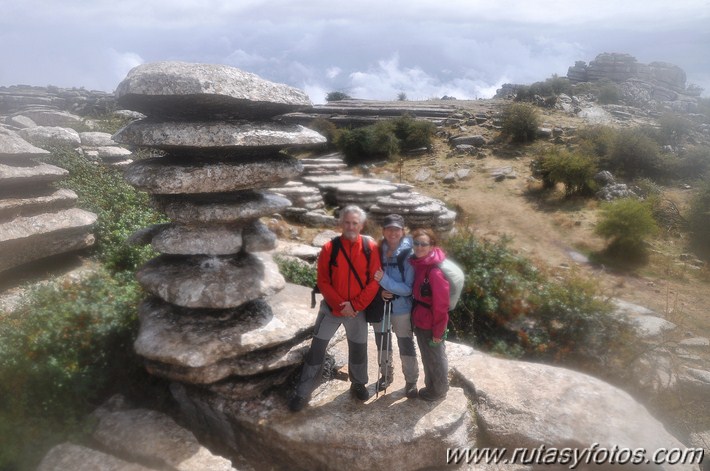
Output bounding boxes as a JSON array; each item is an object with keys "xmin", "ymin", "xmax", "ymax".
[{"xmin": 383, "ymin": 214, "xmax": 405, "ymax": 229}]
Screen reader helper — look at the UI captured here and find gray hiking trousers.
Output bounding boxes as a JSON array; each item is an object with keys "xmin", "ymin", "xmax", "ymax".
[
  {"xmin": 373, "ymin": 313, "xmax": 419, "ymax": 384},
  {"xmin": 414, "ymin": 326, "xmax": 449, "ymax": 398},
  {"xmin": 294, "ymin": 301, "xmax": 369, "ymax": 398}
]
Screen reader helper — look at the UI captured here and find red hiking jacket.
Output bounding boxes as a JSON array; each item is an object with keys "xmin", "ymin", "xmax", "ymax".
[
  {"xmin": 410, "ymin": 247, "xmax": 450, "ymax": 338},
  {"xmin": 317, "ymin": 235, "xmax": 382, "ymax": 316}
]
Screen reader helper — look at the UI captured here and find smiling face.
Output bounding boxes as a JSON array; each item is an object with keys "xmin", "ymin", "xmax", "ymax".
[
  {"xmin": 341, "ymin": 211, "xmax": 364, "ymax": 240},
  {"xmin": 413, "ymin": 234, "xmax": 433, "ymax": 258},
  {"xmin": 383, "ymin": 226, "xmax": 404, "ymax": 248}
]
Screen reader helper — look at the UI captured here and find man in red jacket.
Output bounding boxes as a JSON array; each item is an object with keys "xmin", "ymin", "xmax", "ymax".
[{"xmin": 289, "ymin": 205, "xmax": 381, "ymax": 412}]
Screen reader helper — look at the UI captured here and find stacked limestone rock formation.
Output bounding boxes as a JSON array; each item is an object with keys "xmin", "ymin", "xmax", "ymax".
[
  {"xmin": 113, "ymin": 61, "xmax": 326, "ymax": 400},
  {"xmin": 369, "ymin": 190, "xmax": 457, "ymax": 233},
  {"xmin": 79, "ymin": 131, "xmax": 133, "ymax": 165},
  {"xmin": 0, "ymin": 127, "xmax": 97, "ymax": 274}
]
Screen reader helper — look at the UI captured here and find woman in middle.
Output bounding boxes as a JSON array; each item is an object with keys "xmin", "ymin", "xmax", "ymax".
[{"xmin": 372, "ymin": 214, "xmax": 419, "ymax": 399}]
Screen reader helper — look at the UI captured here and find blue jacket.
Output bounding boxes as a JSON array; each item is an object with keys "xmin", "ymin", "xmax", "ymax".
[{"xmin": 378, "ymin": 236, "xmax": 414, "ymax": 316}]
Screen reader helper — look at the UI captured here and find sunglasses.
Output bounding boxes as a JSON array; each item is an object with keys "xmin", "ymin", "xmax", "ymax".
[{"xmin": 413, "ymin": 241, "xmax": 431, "ymax": 247}]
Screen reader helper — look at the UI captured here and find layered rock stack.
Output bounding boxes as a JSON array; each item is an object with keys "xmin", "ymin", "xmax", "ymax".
[
  {"xmin": 112, "ymin": 62, "xmax": 328, "ymax": 402},
  {"xmin": 369, "ymin": 190, "xmax": 457, "ymax": 233},
  {"xmin": 0, "ymin": 127, "xmax": 97, "ymax": 274}
]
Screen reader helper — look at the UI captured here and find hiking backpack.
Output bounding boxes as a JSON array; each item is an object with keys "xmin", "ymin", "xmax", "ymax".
[{"xmin": 422, "ymin": 258, "xmax": 465, "ymax": 311}]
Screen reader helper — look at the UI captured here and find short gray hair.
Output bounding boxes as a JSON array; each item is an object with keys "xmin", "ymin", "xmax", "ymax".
[{"xmin": 339, "ymin": 205, "xmax": 367, "ymax": 224}]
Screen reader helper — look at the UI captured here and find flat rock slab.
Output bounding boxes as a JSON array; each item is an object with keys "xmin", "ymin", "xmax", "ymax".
[
  {"xmin": 136, "ymin": 252, "xmax": 285, "ymax": 308},
  {"xmin": 0, "ymin": 188, "xmax": 77, "ymax": 220},
  {"xmin": 37, "ymin": 443, "xmax": 157, "ymax": 471},
  {"xmin": 152, "ymin": 191, "xmax": 291, "ymax": 224},
  {"xmin": 115, "ymin": 61, "xmax": 313, "ymax": 120},
  {"xmin": 92, "ymin": 407, "xmax": 235, "ymax": 471},
  {"xmin": 12, "ymin": 109, "xmax": 83, "ymax": 128},
  {"xmin": 135, "ymin": 283, "xmax": 314, "ymax": 370},
  {"xmin": 113, "ymin": 120, "xmax": 325, "ymax": 154},
  {"xmin": 79, "ymin": 131, "xmax": 116, "ymax": 147},
  {"xmin": 124, "ymin": 154, "xmax": 303, "ymax": 194},
  {"xmin": 18, "ymin": 126, "xmax": 81, "ymax": 149},
  {"xmin": 0, "ymin": 162, "xmax": 68, "ymax": 192},
  {"xmin": 0, "ymin": 208, "xmax": 97, "ymax": 272},
  {"xmin": 448, "ymin": 343, "xmax": 698, "ymax": 471},
  {"xmin": 0, "ymin": 127, "xmax": 50, "ymax": 162}
]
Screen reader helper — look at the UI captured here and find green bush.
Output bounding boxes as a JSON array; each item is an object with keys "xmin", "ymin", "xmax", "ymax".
[
  {"xmin": 687, "ymin": 181, "xmax": 710, "ymax": 256},
  {"xmin": 274, "ymin": 255, "xmax": 317, "ymax": 287},
  {"xmin": 443, "ymin": 233, "xmax": 620, "ymax": 364},
  {"xmin": 595, "ymin": 198, "xmax": 658, "ymax": 256},
  {"xmin": 391, "ymin": 114, "xmax": 435, "ymax": 151},
  {"xmin": 325, "ymin": 91, "xmax": 351, "ymax": 102},
  {"xmin": 0, "ymin": 270, "xmax": 146, "ymax": 470},
  {"xmin": 658, "ymin": 113, "xmax": 692, "ymax": 148},
  {"xmin": 576, "ymin": 125, "xmax": 617, "ymax": 159},
  {"xmin": 597, "ymin": 82, "xmax": 620, "ymax": 104},
  {"xmin": 43, "ymin": 148, "xmax": 166, "ymax": 273},
  {"xmin": 308, "ymin": 118, "xmax": 340, "ymax": 149},
  {"xmin": 537, "ymin": 149, "xmax": 598, "ymax": 196},
  {"xmin": 671, "ymin": 145, "xmax": 710, "ymax": 181},
  {"xmin": 501, "ymin": 103, "xmax": 539, "ymax": 144},
  {"xmin": 606, "ymin": 128, "xmax": 664, "ymax": 179}
]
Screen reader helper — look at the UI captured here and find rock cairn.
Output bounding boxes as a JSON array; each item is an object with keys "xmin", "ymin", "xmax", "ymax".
[
  {"xmin": 0, "ymin": 127, "xmax": 97, "ymax": 274},
  {"xmin": 113, "ymin": 61, "xmax": 326, "ymax": 399}
]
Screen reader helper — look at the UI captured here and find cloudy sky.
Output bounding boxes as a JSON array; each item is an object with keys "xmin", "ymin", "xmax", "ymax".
[{"xmin": 1, "ymin": 0, "xmax": 709, "ymax": 104}]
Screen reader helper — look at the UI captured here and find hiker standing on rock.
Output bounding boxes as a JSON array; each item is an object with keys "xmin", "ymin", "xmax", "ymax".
[
  {"xmin": 410, "ymin": 228, "xmax": 450, "ymax": 401},
  {"xmin": 289, "ymin": 205, "xmax": 381, "ymax": 412},
  {"xmin": 372, "ymin": 214, "xmax": 419, "ymax": 399}
]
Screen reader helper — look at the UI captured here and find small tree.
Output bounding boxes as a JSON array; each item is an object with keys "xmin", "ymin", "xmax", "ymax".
[
  {"xmin": 607, "ymin": 128, "xmax": 663, "ymax": 179},
  {"xmin": 325, "ymin": 91, "xmax": 351, "ymax": 102},
  {"xmin": 595, "ymin": 198, "xmax": 658, "ymax": 257},
  {"xmin": 501, "ymin": 103, "xmax": 539, "ymax": 144},
  {"xmin": 687, "ymin": 180, "xmax": 710, "ymax": 257},
  {"xmin": 538, "ymin": 149, "xmax": 598, "ymax": 197},
  {"xmin": 397, "ymin": 91, "xmax": 407, "ymax": 101}
]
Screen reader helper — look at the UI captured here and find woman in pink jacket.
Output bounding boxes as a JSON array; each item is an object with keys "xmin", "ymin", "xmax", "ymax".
[{"xmin": 410, "ymin": 228, "xmax": 450, "ymax": 401}]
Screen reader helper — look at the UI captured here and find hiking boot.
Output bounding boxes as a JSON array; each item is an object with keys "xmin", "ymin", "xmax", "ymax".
[
  {"xmin": 418, "ymin": 387, "xmax": 446, "ymax": 402},
  {"xmin": 405, "ymin": 382, "xmax": 418, "ymax": 399},
  {"xmin": 350, "ymin": 383, "xmax": 370, "ymax": 401},
  {"xmin": 288, "ymin": 394, "xmax": 308, "ymax": 412},
  {"xmin": 377, "ymin": 375, "xmax": 393, "ymax": 390}
]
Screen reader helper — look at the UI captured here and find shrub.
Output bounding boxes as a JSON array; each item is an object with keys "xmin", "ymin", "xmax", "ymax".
[
  {"xmin": 391, "ymin": 114, "xmax": 435, "ymax": 151},
  {"xmin": 671, "ymin": 145, "xmax": 710, "ymax": 181},
  {"xmin": 443, "ymin": 233, "xmax": 620, "ymax": 365},
  {"xmin": 595, "ymin": 198, "xmax": 658, "ymax": 256},
  {"xmin": 274, "ymin": 255, "xmax": 317, "ymax": 287},
  {"xmin": 42, "ymin": 148, "xmax": 166, "ymax": 273},
  {"xmin": 0, "ymin": 270, "xmax": 147, "ymax": 470},
  {"xmin": 325, "ymin": 91, "xmax": 351, "ymax": 102},
  {"xmin": 397, "ymin": 92, "xmax": 407, "ymax": 101},
  {"xmin": 308, "ymin": 118, "xmax": 340, "ymax": 148},
  {"xmin": 335, "ymin": 123, "xmax": 399, "ymax": 165},
  {"xmin": 501, "ymin": 103, "xmax": 539, "ymax": 144},
  {"xmin": 606, "ymin": 128, "xmax": 664, "ymax": 179},
  {"xmin": 576, "ymin": 125, "xmax": 617, "ymax": 159},
  {"xmin": 537, "ymin": 149, "xmax": 598, "ymax": 196},
  {"xmin": 658, "ymin": 113, "xmax": 692, "ymax": 148},
  {"xmin": 687, "ymin": 181, "xmax": 710, "ymax": 256},
  {"xmin": 597, "ymin": 82, "xmax": 620, "ymax": 104}
]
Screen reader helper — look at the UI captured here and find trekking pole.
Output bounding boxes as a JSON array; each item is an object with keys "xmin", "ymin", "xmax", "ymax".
[
  {"xmin": 382, "ymin": 300, "xmax": 392, "ymax": 395},
  {"xmin": 375, "ymin": 301, "xmax": 388, "ymax": 399}
]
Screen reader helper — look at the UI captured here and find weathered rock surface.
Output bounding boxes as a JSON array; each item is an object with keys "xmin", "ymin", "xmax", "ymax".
[
  {"xmin": 115, "ymin": 61, "xmax": 313, "ymax": 120},
  {"xmin": 151, "ymin": 191, "xmax": 291, "ymax": 224},
  {"xmin": 149, "ymin": 223, "xmax": 245, "ymax": 255},
  {"xmin": 113, "ymin": 120, "xmax": 325, "ymax": 154},
  {"xmin": 449, "ymin": 343, "xmax": 699, "ymax": 471},
  {"xmin": 11, "ymin": 109, "xmax": 83, "ymax": 128},
  {"xmin": 0, "ymin": 162, "xmax": 68, "ymax": 191},
  {"xmin": 37, "ymin": 443, "xmax": 157, "ymax": 471},
  {"xmin": 18, "ymin": 125, "xmax": 81, "ymax": 149},
  {"xmin": 124, "ymin": 154, "xmax": 303, "ymax": 194},
  {"xmin": 0, "ymin": 188, "xmax": 77, "ymax": 220},
  {"xmin": 79, "ymin": 131, "xmax": 116, "ymax": 147},
  {"xmin": 0, "ymin": 127, "xmax": 50, "ymax": 161},
  {"xmin": 136, "ymin": 253, "xmax": 285, "ymax": 308},
  {"xmin": 0, "ymin": 208, "xmax": 97, "ymax": 272}
]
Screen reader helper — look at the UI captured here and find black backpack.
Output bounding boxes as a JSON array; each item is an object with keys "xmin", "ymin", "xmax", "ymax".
[{"xmin": 310, "ymin": 236, "xmax": 374, "ymax": 309}]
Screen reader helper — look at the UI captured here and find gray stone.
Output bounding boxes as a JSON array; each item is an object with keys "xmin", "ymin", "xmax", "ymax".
[
  {"xmin": 152, "ymin": 191, "xmax": 291, "ymax": 224},
  {"xmin": 449, "ymin": 343, "xmax": 697, "ymax": 471},
  {"xmin": 92, "ymin": 408, "xmax": 235, "ymax": 471},
  {"xmin": 0, "ymin": 188, "xmax": 77, "ymax": 220},
  {"xmin": 95, "ymin": 146, "xmax": 132, "ymax": 162},
  {"xmin": 242, "ymin": 220, "xmax": 277, "ymax": 252},
  {"xmin": 450, "ymin": 134, "xmax": 487, "ymax": 147},
  {"xmin": 37, "ymin": 443, "xmax": 156, "ymax": 471},
  {"xmin": 201, "ymin": 365, "xmax": 297, "ymax": 400},
  {"xmin": 312, "ymin": 229, "xmax": 340, "ymax": 247},
  {"xmin": 150, "ymin": 223, "xmax": 244, "ymax": 255},
  {"xmin": 126, "ymin": 223, "xmax": 171, "ymax": 246},
  {"xmin": 274, "ymin": 240, "xmax": 322, "ymax": 262},
  {"xmin": 0, "ymin": 208, "xmax": 97, "ymax": 272},
  {"xmin": 13, "ymin": 109, "xmax": 83, "ymax": 128},
  {"xmin": 79, "ymin": 131, "xmax": 116, "ymax": 147},
  {"xmin": 0, "ymin": 127, "xmax": 50, "ymax": 162},
  {"xmin": 679, "ymin": 337, "xmax": 710, "ymax": 348},
  {"xmin": 0, "ymin": 162, "xmax": 68, "ymax": 192},
  {"xmin": 124, "ymin": 154, "xmax": 302, "ymax": 194},
  {"xmin": 612, "ymin": 299, "xmax": 677, "ymax": 338},
  {"xmin": 5, "ymin": 115, "xmax": 37, "ymax": 129},
  {"xmin": 136, "ymin": 252, "xmax": 285, "ymax": 308},
  {"xmin": 115, "ymin": 61, "xmax": 313, "ymax": 120},
  {"xmin": 18, "ymin": 126, "xmax": 81, "ymax": 149}
]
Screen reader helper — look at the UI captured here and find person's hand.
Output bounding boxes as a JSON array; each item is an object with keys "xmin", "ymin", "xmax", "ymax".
[
  {"xmin": 428, "ymin": 337, "xmax": 443, "ymax": 347},
  {"xmin": 339, "ymin": 301, "xmax": 356, "ymax": 317},
  {"xmin": 374, "ymin": 268, "xmax": 384, "ymax": 282},
  {"xmin": 381, "ymin": 290, "xmax": 394, "ymax": 300}
]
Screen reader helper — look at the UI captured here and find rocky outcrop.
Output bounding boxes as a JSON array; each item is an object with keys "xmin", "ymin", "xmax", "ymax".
[
  {"xmin": 0, "ymin": 127, "xmax": 96, "ymax": 274},
  {"xmin": 115, "ymin": 61, "xmax": 326, "ymax": 399}
]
